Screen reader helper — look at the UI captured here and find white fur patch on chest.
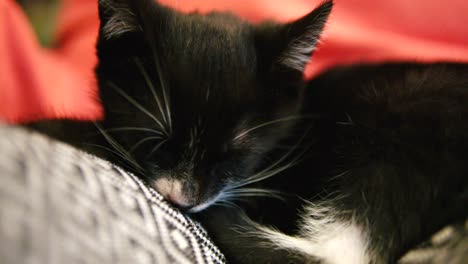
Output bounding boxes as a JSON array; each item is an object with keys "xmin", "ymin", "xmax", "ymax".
[
  {"xmin": 306, "ymin": 221, "xmax": 370, "ymax": 264},
  {"xmin": 252, "ymin": 204, "xmax": 371, "ymax": 264}
]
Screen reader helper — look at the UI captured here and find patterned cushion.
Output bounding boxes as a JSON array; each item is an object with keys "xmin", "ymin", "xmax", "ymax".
[
  {"xmin": 0, "ymin": 124, "xmax": 466, "ymax": 263},
  {"xmin": 0, "ymin": 124, "xmax": 225, "ymax": 264}
]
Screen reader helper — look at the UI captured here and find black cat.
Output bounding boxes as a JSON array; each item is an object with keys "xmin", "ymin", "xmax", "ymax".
[
  {"xmin": 29, "ymin": 0, "xmax": 468, "ymax": 263},
  {"xmin": 200, "ymin": 62, "xmax": 468, "ymax": 263},
  {"xmin": 31, "ymin": 0, "xmax": 333, "ymax": 211}
]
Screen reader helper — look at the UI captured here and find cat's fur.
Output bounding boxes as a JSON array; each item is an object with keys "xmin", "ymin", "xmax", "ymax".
[
  {"xmin": 32, "ymin": 0, "xmax": 333, "ymax": 210},
  {"xmin": 199, "ymin": 63, "xmax": 468, "ymax": 263},
  {"xmin": 28, "ymin": 0, "xmax": 468, "ymax": 263}
]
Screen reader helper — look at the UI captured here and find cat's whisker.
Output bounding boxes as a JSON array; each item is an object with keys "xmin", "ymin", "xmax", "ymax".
[
  {"xmin": 133, "ymin": 57, "xmax": 169, "ymax": 129},
  {"xmin": 235, "ymin": 159, "xmax": 300, "ymax": 189},
  {"xmin": 244, "ymin": 141, "xmax": 313, "ymax": 187},
  {"xmin": 94, "ymin": 123, "xmax": 145, "ymax": 171},
  {"xmin": 160, "ymin": 73, "xmax": 172, "ymax": 134},
  {"xmin": 223, "ymin": 188, "xmax": 286, "ymax": 201},
  {"xmin": 103, "ymin": 127, "xmax": 164, "ymax": 135},
  {"xmin": 216, "ymin": 194, "xmax": 246, "ymax": 203},
  {"xmin": 146, "ymin": 139, "xmax": 168, "ymax": 159},
  {"xmin": 233, "ymin": 114, "xmax": 319, "ymax": 141},
  {"xmin": 107, "ymin": 81, "xmax": 168, "ymax": 135},
  {"xmin": 232, "ymin": 141, "xmax": 300, "ymax": 188},
  {"xmin": 232, "ymin": 127, "xmax": 312, "ymax": 188},
  {"xmin": 224, "ymin": 187, "xmax": 279, "ymax": 194},
  {"xmin": 149, "ymin": 40, "xmax": 173, "ymax": 134},
  {"xmin": 129, "ymin": 136, "xmax": 164, "ymax": 153},
  {"xmin": 214, "ymin": 199, "xmax": 239, "ymax": 209},
  {"xmin": 83, "ymin": 143, "xmax": 140, "ymax": 171},
  {"xmin": 82, "ymin": 143, "xmax": 157, "ymax": 183},
  {"xmin": 327, "ymin": 169, "xmax": 352, "ymax": 182}
]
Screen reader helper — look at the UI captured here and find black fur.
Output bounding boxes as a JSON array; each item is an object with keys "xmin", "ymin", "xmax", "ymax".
[
  {"xmin": 28, "ymin": 0, "xmax": 468, "ymax": 263},
  {"xmin": 30, "ymin": 0, "xmax": 332, "ymax": 207},
  {"xmin": 197, "ymin": 63, "xmax": 468, "ymax": 263},
  {"xmin": 302, "ymin": 63, "xmax": 468, "ymax": 261}
]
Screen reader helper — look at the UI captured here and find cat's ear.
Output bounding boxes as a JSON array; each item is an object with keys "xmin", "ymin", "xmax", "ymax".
[
  {"xmin": 256, "ymin": 0, "xmax": 333, "ymax": 73},
  {"xmin": 98, "ymin": 0, "xmax": 141, "ymax": 39},
  {"xmin": 98, "ymin": 0, "xmax": 159, "ymax": 40}
]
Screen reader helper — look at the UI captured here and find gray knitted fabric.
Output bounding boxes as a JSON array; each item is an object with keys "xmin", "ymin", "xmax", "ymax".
[
  {"xmin": 0, "ymin": 124, "xmax": 466, "ymax": 263},
  {"xmin": 0, "ymin": 124, "xmax": 225, "ymax": 264}
]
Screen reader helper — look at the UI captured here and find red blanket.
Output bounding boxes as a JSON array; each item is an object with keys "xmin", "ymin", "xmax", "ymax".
[{"xmin": 2, "ymin": 0, "xmax": 468, "ymax": 123}]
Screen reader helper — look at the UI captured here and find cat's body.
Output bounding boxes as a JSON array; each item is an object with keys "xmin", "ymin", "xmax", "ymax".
[
  {"xmin": 28, "ymin": 0, "xmax": 468, "ymax": 263},
  {"xmin": 198, "ymin": 63, "xmax": 468, "ymax": 263}
]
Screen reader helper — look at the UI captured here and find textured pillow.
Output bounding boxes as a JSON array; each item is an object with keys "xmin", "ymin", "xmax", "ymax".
[
  {"xmin": 0, "ymin": 124, "xmax": 466, "ymax": 263},
  {"xmin": 0, "ymin": 124, "xmax": 225, "ymax": 264}
]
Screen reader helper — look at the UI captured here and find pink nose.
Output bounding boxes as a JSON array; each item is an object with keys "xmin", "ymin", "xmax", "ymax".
[
  {"xmin": 153, "ymin": 178, "xmax": 191, "ymax": 207},
  {"xmin": 166, "ymin": 192, "xmax": 189, "ymax": 206}
]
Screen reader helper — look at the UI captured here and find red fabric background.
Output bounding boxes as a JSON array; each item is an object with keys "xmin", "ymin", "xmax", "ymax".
[{"xmin": 1, "ymin": 0, "xmax": 468, "ymax": 123}]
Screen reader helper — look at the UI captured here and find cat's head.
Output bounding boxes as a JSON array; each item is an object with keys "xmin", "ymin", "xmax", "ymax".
[{"xmin": 95, "ymin": 0, "xmax": 332, "ymax": 212}]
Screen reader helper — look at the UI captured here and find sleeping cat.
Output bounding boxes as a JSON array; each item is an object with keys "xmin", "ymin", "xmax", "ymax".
[
  {"xmin": 200, "ymin": 62, "xmax": 468, "ymax": 263},
  {"xmin": 29, "ymin": 0, "xmax": 468, "ymax": 263}
]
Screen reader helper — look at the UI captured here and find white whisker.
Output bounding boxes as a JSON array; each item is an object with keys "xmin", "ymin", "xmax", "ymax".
[
  {"xmin": 83, "ymin": 143, "xmax": 152, "ymax": 181},
  {"xmin": 83, "ymin": 143, "xmax": 137, "ymax": 170},
  {"xmin": 223, "ymin": 188, "xmax": 286, "ymax": 200},
  {"xmin": 93, "ymin": 123, "xmax": 144, "ymax": 171},
  {"xmin": 104, "ymin": 127, "xmax": 164, "ymax": 135},
  {"xmin": 236, "ymin": 159, "xmax": 300, "ymax": 189},
  {"xmin": 160, "ymin": 72, "xmax": 172, "ymax": 134},
  {"xmin": 232, "ymin": 143, "xmax": 299, "ymax": 188},
  {"xmin": 232, "ymin": 127, "xmax": 312, "ymax": 189},
  {"xmin": 107, "ymin": 81, "xmax": 168, "ymax": 134},
  {"xmin": 149, "ymin": 42, "xmax": 172, "ymax": 134},
  {"xmin": 129, "ymin": 136, "xmax": 163, "ymax": 153},
  {"xmin": 146, "ymin": 139, "xmax": 168, "ymax": 159},
  {"xmin": 234, "ymin": 114, "xmax": 318, "ymax": 141},
  {"xmin": 214, "ymin": 200, "xmax": 239, "ymax": 209},
  {"xmin": 133, "ymin": 57, "xmax": 168, "ymax": 127}
]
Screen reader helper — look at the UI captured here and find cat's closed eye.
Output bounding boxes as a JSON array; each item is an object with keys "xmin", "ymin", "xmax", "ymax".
[{"xmin": 94, "ymin": 0, "xmax": 332, "ymax": 211}]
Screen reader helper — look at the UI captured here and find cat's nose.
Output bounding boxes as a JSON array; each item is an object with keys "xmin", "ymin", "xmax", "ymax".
[
  {"xmin": 166, "ymin": 191, "xmax": 190, "ymax": 207},
  {"xmin": 153, "ymin": 178, "xmax": 193, "ymax": 208}
]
